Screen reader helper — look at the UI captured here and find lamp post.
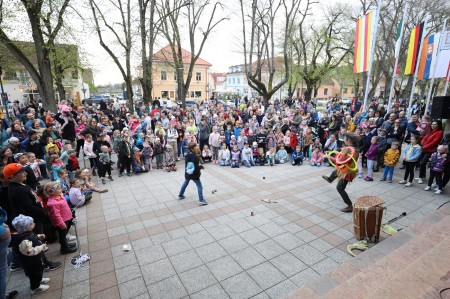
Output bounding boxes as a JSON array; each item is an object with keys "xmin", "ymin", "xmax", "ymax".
[{"xmin": 0, "ymin": 66, "xmax": 11, "ymax": 120}]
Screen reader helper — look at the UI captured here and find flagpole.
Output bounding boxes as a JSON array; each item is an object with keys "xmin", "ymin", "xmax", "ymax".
[
  {"xmin": 444, "ymin": 62, "xmax": 450, "ymax": 95},
  {"xmin": 407, "ymin": 14, "xmax": 430, "ymax": 119},
  {"xmin": 387, "ymin": 3, "xmax": 408, "ymax": 113},
  {"xmin": 362, "ymin": 0, "xmax": 383, "ymax": 111},
  {"xmin": 424, "ymin": 18, "xmax": 447, "ymax": 115}
]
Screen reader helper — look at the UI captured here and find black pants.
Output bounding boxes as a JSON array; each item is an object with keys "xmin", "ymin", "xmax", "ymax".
[
  {"xmin": 199, "ymin": 139, "xmax": 209, "ymax": 153},
  {"xmin": 76, "ymin": 139, "xmax": 84, "ymax": 158},
  {"xmin": 375, "ymin": 149, "xmax": 385, "ymax": 171},
  {"xmin": 428, "ymin": 170, "xmax": 443, "ymax": 190},
  {"xmin": 443, "ymin": 164, "xmax": 450, "ymax": 188},
  {"xmin": 58, "ymin": 219, "xmax": 73, "ymax": 250},
  {"xmin": 329, "ymin": 170, "xmax": 352, "ymax": 206},
  {"xmin": 404, "ymin": 161, "xmax": 416, "ymax": 182},
  {"xmin": 98, "ymin": 163, "xmax": 111, "ymax": 178},
  {"xmin": 24, "ymin": 262, "xmax": 44, "ymax": 290},
  {"xmin": 120, "ymin": 156, "xmax": 131, "ymax": 174},
  {"xmin": 419, "ymin": 152, "xmax": 432, "ymax": 179}
]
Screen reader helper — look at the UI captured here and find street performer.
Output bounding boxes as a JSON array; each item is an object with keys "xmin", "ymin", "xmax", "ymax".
[{"xmin": 321, "ymin": 132, "xmax": 360, "ymax": 213}]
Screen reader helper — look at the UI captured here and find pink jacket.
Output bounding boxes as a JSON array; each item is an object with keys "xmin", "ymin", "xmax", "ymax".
[
  {"xmin": 46, "ymin": 195, "xmax": 72, "ymax": 228},
  {"xmin": 310, "ymin": 151, "xmax": 324, "ymax": 163}
]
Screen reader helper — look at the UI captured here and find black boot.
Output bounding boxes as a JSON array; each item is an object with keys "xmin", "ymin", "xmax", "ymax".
[
  {"xmin": 92, "ymin": 168, "xmax": 97, "ymax": 176},
  {"xmin": 109, "ymin": 175, "xmax": 114, "ymax": 181}
]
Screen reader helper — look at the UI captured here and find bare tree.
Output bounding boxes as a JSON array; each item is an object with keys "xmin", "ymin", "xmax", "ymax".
[
  {"xmin": 157, "ymin": 0, "xmax": 227, "ymax": 109},
  {"xmin": 0, "ymin": 0, "xmax": 71, "ymax": 110},
  {"xmin": 239, "ymin": 0, "xmax": 301, "ymax": 106},
  {"xmin": 90, "ymin": 0, "xmax": 135, "ymax": 111}
]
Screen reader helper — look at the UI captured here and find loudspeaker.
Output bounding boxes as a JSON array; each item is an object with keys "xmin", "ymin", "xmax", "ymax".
[{"xmin": 430, "ymin": 96, "xmax": 450, "ymax": 119}]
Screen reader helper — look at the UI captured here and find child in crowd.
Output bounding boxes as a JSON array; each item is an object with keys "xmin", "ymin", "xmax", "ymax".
[
  {"xmin": 27, "ymin": 152, "xmax": 46, "ymax": 180},
  {"xmin": 417, "ymin": 115, "xmax": 431, "ymax": 137},
  {"xmin": 164, "ymin": 144, "xmax": 177, "ymax": 172},
  {"xmin": 251, "ymin": 142, "xmax": 259, "ymax": 162},
  {"xmin": 291, "ymin": 145, "xmax": 304, "ymax": 166},
  {"xmin": 56, "ymin": 170, "xmax": 71, "ymax": 202},
  {"xmin": 230, "ymin": 135, "xmax": 237, "ymax": 149},
  {"xmin": 202, "ymin": 145, "xmax": 213, "ymax": 163},
  {"xmin": 76, "ymin": 168, "xmax": 107, "ymax": 193},
  {"xmin": 224, "ymin": 125, "xmax": 232, "ymax": 148},
  {"xmin": 399, "ymin": 135, "xmax": 422, "ymax": 187},
  {"xmin": 98, "ymin": 145, "xmax": 113, "ymax": 184},
  {"xmin": 131, "ymin": 149, "xmax": 146, "ymax": 174},
  {"xmin": 303, "ymin": 128, "xmax": 313, "ymax": 159},
  {"xmin": 209, "ymin": 127, "xmax": 220, "ymax": 164},
  {"xmin": 219, "ymin": 143, "xmax": 230, "ymax": 166},
  {"xmin": 256, "ymin": 128, "xmax": 267, "ymax": 150},
  {"xmin": 50, "ymin": 154, "xmax": 65, "ymax": 181},
  {"xmin": 11, "ymin": 215, "xmax": 57, "ymax": 294},
  {"xmin": 266, "ymin": 147, "xmax": 276, "ymax": 166},
  {"xmin": 375, "ymin": 128, "xmax": 387, "ymax": 172},
  {"xmin": 141, "ymin": 141, "xmax": 153, "ymax": 171},
  {"xmin": 44, "ymin": 181, "xmax": 77, "ymax": 254},
  {"xmin": 424, "ymin": 145, "xmax": 448, "ymax": 194},
  {"xmin": 275, "ymin": 144, "xmax": 288, "ymax": 164},
  {"xmin": 364, "ymin": 136, "xmax": 379, "ymax": 181},
  {"xmin": 112, "ymin": 130, "xmax": 122, "ymax": 169},
  {"xmin": 66, "ymin": 149, "xmax": 78, "ymax": 178},
  {"xmin": 266, "ymin": 131, "xmax": 277, "ymax": 150},
  {"xmin": 230, "ymin": 145, "xmax": 241, "ymax": 168},
  {"xmin": 69, "ymin": 178, "xmax": 91, "ymax": 206},
  {"xmin": 242, "ymin": 143, "xmax": 254, "ymax": 168},
  {"xmin": 381, "ymin": 141, "xmax": 400, "ymax": 183},
  {"xmin": 310, "ymin": 146, "xmax": 324, "ymax": 166},
  {"xmin": 83, "ymin": 134, "xmax": 98, "ymax": 176},
  {"xmin": 237, "ymin": 131, "xmax": 248, "ymax": 151},
  {"xmin": 153, "ymin": 138, "xmax": 164, "ymax": 169}
]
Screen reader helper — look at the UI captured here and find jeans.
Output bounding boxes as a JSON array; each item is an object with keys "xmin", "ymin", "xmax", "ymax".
[
  {"xmin": 179, "ymin": 179, "xmax": 204, "ymax": 202},
  {"xmin": 367, "ymin": 159, "xmax": 375, "ymax": 178},
  {"xmin": 383, "ymin": 166, "xmax": 394, "ymax": 180},
  {"xmin": 243, "ymin": 160, "xmax": 255, "ymax": 168},
  {"xmin": 0, "ymin": 236, "xmax": 10, "ymax": 299},
  {"xmin": 220, "ymin": 159, "xmax": 230, "ymax": 166}
]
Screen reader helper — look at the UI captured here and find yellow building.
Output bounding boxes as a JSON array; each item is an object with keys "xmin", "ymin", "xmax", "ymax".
[{"xmin": 151, "ymin": 45, "xmax": 212, "ymax": 101}]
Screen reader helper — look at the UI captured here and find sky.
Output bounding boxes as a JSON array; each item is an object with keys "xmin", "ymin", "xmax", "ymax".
[{"xmin": 84, "ymin": 0, "xmax": 358, "ymax": 86}]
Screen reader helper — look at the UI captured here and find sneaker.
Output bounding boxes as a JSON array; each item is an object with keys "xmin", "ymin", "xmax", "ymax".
[
  {"xmin": 388, "ymin": 181, "xmax": 392, "ymax": 183},
  {"xmin": 127, "ymin": 173, "xmax": 132, "ymax": 177},
  {"xmin": 66, "ymin": 234, "xmax": 76, "ymax": 242},
  {"xmin": 118, "ymin": 173, "xmax": 123, "ymax": 177},
  {"xmin": 41, "ymin": 278, "xmax": 51, "ymax": 284},
  {"xmin": 102, "ymin": 178, "xmax": 106, "ymax": 185},
  {"xmin": 108, "ymin": 175, "xmax": 114, "ymax": 181},
  {"xmin": 321, "ymin": 175, "xmax": 332, "ymax": 183},
  {"xmin": 435, "ymin": 189, "xmax": 442, "ymax": 194},
  {"xmin": 43, "ymin": 262, "xmax": 62, "ymax": 272},
  {"xmin": 358, "ymin": 173, "xmax": 363, "ymax": 178},
  {"xmin": 424, "ymin": 186, "xmax": 431, "ymax": 191},
  {"xmin": 417, "ymin": 178, "xmax": 424, "ymax": 184},
  {"xmin": 178, "ymin": 195, "xmax": 185, "ymax": 200},
  {"xmin": 198, "ymin": 200, "xmax": 208, "ymax": 206},
  {"xmin": 398, "ymin": 180, "xmax": 406, "ymax": 184},
  {"xmin": 31, "ymin": 285, "xmax": 49, "ymax": 295},
  {"xmin": 340, "ymin": 206, "xmax": 353, "ymax": 213},
  {"xmin": 405, "ymin": 182, "xmax": 412, "ymax": 187},
  {"xmin": 6, "ymin": 290, "xmax": 18, "ymax": 299},
  {"xmin": 364, "ymin": 177, "xmax": 373, "ymax": 181},
  {"xmin": 10, "ymin": 263, "xmax": 22, "ymax": 272},
  {"xmin": 60, "ymin": 246, "xmax": 77, "ymax": 254},
  {"xmin": 431, "ymin": 183, "xmax": 437, "ymax": 188},
  {"xmin": 177, "ymin": 157, "xmax": 181, "ymax": 161},
  {"xmin": 380, "ymin": 178, "xmax": 386, "ymax": 181}
]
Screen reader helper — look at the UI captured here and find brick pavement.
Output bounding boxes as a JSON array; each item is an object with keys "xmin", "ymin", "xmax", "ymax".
[{"xmin": 6, "ymin": 163, "xmax": 447, "ymax": 298}]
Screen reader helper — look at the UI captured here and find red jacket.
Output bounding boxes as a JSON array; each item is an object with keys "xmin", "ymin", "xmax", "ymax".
[{"xmin": 421, "ymin": 129, "xmax": 443, "ymax": 153}]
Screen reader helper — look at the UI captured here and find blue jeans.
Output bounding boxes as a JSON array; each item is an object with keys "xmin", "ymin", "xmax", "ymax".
[
  {"xmin": 243, "ymin": 160, "xmax": 255, "ymax": 168},
  {"xmin": 179, "ymin": 179, "xmax": 204, "ymax": 202},
  {"xmin": 383, "ymin": 166, "xmax": 394, "ymax": 180},
  {"xmin": 220, "ymin": 159, "xmax": 230, "ymax": 166},
  {"xmin": 0, "ymin": 236, "xmax": 11, "ymax": 299}
]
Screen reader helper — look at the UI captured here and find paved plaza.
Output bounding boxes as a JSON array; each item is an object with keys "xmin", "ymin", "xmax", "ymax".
[{"xmin": 7, "ymin": 163, "xmax": 447, "ymax": 298}]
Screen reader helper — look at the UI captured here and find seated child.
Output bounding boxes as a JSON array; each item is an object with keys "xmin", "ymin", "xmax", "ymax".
[
  {"xmin": 251, "ymin": 142, "xmax": 259, "ymax": 162},
  {"xmin": 131, "ymin": 149, "xmax": 147, "ymax": 174},
  {"xmin": 164, "ymin": 144, "xmax": 177, "ymax": 172},
  {"xmin": 256, "ymin": 148, "xmax": 266, "ymax": 166},
  {"xmin": 75, "ymin": 169, "xmax": 107, "ymax": 194},
  {"xmin": 69, "ymin": 178, "xmax": 91, "ymax": 206},
  {"xmin": 11, "ymin": 215, "xmax": 62, "ymax": 294},
  {"xmin": 266, "ymin": 147, "xmax": 276, "ymax": 166},
  {"xmin": 202, "ymin": 145, "xmax": 212, "ymax": 163},
  {"xmin": 230, "ymin": 145, "xmax": 241, "ymax": 168},
  {"xmin": 218, "ymin": 143, "xmax": 230, "ymax": 166},
  {"xmin": 310, "ymin": 147, "xmax": 324, "ymax": 166},
  {"xmin": 241, "ymin": 143, "xmax": 254, "ymax": 168},
  {"xmin": 275, "ymin": 144, "xmax": 288, "ymax": 164},
  {"xmin": 291, "ymin": 145, "xmax": 304, "ymax": 166}
]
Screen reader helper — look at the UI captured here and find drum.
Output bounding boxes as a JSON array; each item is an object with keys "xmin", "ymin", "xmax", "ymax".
[{"xmin": 353, "ymin": 196, "xmax": 385, "ymax": 243}]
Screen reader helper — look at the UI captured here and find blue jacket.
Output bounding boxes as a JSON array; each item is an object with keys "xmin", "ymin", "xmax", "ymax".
[
  {"xmin": 291, "ymin": 150, "xmax": 304, "ymax": 161},
  {"xmin": 401, "ymin": 144, "xmax": 422, "ymax": 162}
]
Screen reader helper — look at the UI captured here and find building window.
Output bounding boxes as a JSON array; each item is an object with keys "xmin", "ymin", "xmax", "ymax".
[
  {"xmin": 343, "ymin": 88, "xmax": 348, "ymax": 93},
  {"xmin": 71, "ymin": 70, "xmax": 78, "ymax": 79},
  {"xmin": 161, "ymin": 91, "xmax": 168, "ymax": 98},
  {"xmin": 161, "ymin": 71, "xmax": 167, "ymax": 81},
  {"xmin": 174, "ymin": 73, "xmax": 177, "ymax": 81},
  {"xmin": 232, "ymin": 78, "xmax": 235, "ymax": 84},
  {"xmin": 196, "ymin": 72, "xmax": 201, "ymax": 81},
  {"xmin": 228, "ymin": 79, "xmax": 231, "ymax": 84},
  {"xmin": 324, "ymin": 88, "xmax": 328, "ymax": 96},
  {"xmin": 195, "ymin": 91, "xmax": 202, "ymax": 98},
  {"xmin": 237, "ymin": 78, "xmax": 240, "ymax": 84}
]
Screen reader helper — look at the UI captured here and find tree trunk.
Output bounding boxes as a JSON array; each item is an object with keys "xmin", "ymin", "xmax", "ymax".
[{"xmin": 56, "ymin": 82, "xmax": 65, "ymax": 102}]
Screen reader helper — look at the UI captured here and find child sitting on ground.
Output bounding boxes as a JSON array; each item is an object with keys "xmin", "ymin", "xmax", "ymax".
[
  {"xmin": 381, "ymin": 141, "xmax": 400, "ymax": 183},
  {"xmin": 164, "ymin": 144, "xmax": 177, "ymax": 172},
  {"xmin": 310, "ymin": 147, "xmax": 324, "ymax": 166},
  {"xmin": 131, "ymin": 148, "xmax": 146, "ymax": 174},
  {"xmin": 202, "ymin": 145, "xmax": 213, "ymax": 163},
  {"xmin": 230, "ymin": 145, "xmax": 241, "ymax": 168},
  {"xmin": 11, "ymin": 215, "xmax": 59, "ymax": 294},
  {"xmin": 251, "ymin": 142, "xmax": 259, "ymax": 162},
  {"xmin": 76, "ymin": 168, "xmax": 107, "ymax": 193},
  {"xmin": 219, "ymin": 143, "xmax": 230, "ymax": 166},
  {"xmin": 256, "ymin": 148, "xmax": 266, "ymax": 166},
  {"xmin": 266, "ymin": 147, "xmax": 276, "ymax": 166},
  {"xmin": 242, "ymin": 143, "xmax": 254, "ymax": 168},
  {"xmin": 275, "ymin": 144, "xmax": 288, "ymax": 164},
  {"xmin": 69, "ymin": 178, "xmax": 91, "ymax": 206},
  {"xmin": 291, "ymin": 145, "xmax": 304, "ymax": 166}
]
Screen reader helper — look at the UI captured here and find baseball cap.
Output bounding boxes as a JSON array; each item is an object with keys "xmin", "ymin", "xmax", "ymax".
[
  {"xmin": 13, "ymin": 153, "xmax": 24, "ymax": 161},
  {"xmin": 3, "ymin": 163, "xmax": 26, "ymax": 179}
]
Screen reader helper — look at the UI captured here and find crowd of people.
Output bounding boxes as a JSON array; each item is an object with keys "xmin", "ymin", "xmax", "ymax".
[{"xmin": 0, "ymin": 95, "xmax": 448, "ymax": 296}]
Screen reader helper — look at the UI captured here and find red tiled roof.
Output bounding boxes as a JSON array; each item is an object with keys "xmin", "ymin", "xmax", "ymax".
[{"xmin": 152, "ymin": 45, "xmax": 212, "ymax": 66}]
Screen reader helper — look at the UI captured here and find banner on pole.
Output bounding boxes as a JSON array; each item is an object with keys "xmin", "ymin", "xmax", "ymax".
[
  {"xmin": 404, "ymin": 22, "xmax": 425, "ymax": 75},
  {"xmin": 354, "ymin": 12, "xmax": 373, "ymax": 74},
  {"xmin": 418, "ymin": 33, "xmax": 440, "ymax": 80}
]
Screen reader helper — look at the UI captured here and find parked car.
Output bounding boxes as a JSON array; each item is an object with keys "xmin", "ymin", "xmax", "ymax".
[
  {"xmin": 341, "ymin": 98, "xmax": 352, "ymax": 104},
  {"xmin": 82, "ymin": 95, "xmax": 111, "ymax": 106},
  {"xmin": 160, "ymin": 99, "xmax": 175, "ymax": 108},
  {"xmin": 177, "ymin": 99, "xmax": 196, "ymax": 107}
]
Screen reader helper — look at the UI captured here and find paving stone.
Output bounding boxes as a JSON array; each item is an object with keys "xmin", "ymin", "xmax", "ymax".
[
  {"xmin": 290, "ymin": 244, "xmax": 327, "ymax": 266},
  {"xmin": 247, "ymin": 262, "xmax": 287, "ymax": 289},
  {"xmin": 221, "ymin": 272, "xmax": 263, "ymax": 299},
  {"xmin": 141, "ymin": 258, "xmax": 176, "ymax": 285},
  {"xmin": 186, "ymin": 230, "xmax": 215, "ymax": 248},
  {"xmin": 118, "ymin": 277, "xmax": 148, "ymax": 299},
  {"xmin": 207, "ymin": 255, "xmax": 244, "ymax": 281},
  {"xmin": 290, "ymin": 268, "xmax": 321, "ymax": 288},
  {"xmin": 295, "ymin": 229, "xmax": 319, "ymax": 243},
  {"xmin": 325, "ymin": 248, "xmax": 353, "ymax": 264},
  {"xmin": 239, "ymin": 228, "xmax": 269, "ymax": 245},
  {"xmin": 131, "ymin": 237, "xmax": 153, "ymax": 251},
  {"xmin": 207, "ymin": 224, "xmax": 236, "ymax": 240},
  {"xmin": 190, "ymin": 283, "xmax": 230, "ymax": 299},
  {"xmin": 169, "ymin": 249, "xmax": 204, "ymax": 273},
  {"xmin": 116, "ymin": 263, "xmax": 143, "ymax": 284},
  {"xmin": 309, "ymin": 238, "xmax": 334, "ymax": 253},
  {"xmin": 253, "ymin": 239, "xmax": 287, "ymax": 260},
  {"xmin": 151, "ymin": 232, "xmax": 172, "ymax": 244},
  {"xmin": 62, "ymin": 279, "xmax": 90, "ymax": 299},
  {"xmin": 63, "ymin": 268, "xmax": 90, "ymax": 286},
  {"xmin": 179, "ymin": 265, "xmax": 218, "ymax": 294},
  {"xmin": 113, "ymin": 253, "xmax": 138, "ymax": 269},
  {"xmin": 272, "ymin": 232, "xmax": 304, "ymax": 251},
  {"xmin": 311, "ymin": 257, "xmax": 339, "ymax": 275},
  {"xmin": 218, "ymin": 234, "xmax": 249, "ymax": 254},
  {"xmin": 135, "ymin": 244, "xmax": 167, "ymax": 266},
  {"xmin": 258, "ymin": 222, "xmax": 288, "ymax": 237},
  {"xmin": 231, "ymin": 247, "xmax": 266, "ymax": 270},
  {"xmin": 270, "ymin": 252, "xmax": 308, "ymax": 277},
  {"xmin": 147, "ymin": 275, "xmax": 188, "ymax": 299},
  {"xmin": 196, "ymin": 242, "xmax": 228, "ymax": 263},
  {"xmin": 162, "ymin": 237, "xmax": 193, "ymax": 256},
  {"xmin": 265, "ymin": 279, "xmax": 298, "ymax": 299}
]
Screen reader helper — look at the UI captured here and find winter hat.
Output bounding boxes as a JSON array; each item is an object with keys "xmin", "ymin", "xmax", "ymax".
[
  {"xmin": 252, "ymin": 142, "xmax": 258, "ymax": 147},
  {"xmin": 437, "ymin": 145, "xmax": 447, "ymax": 154},
  {"xmin": 12, "ymin": 214, "xmax": 34, "ymax": 233}
]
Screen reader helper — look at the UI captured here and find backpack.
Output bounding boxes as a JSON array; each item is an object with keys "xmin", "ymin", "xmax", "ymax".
[{"xmin": 186, "ymin": 161, "xmax": 195, "ymax": 175}]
